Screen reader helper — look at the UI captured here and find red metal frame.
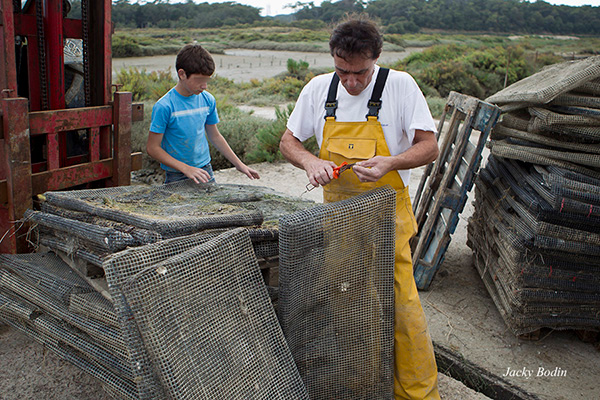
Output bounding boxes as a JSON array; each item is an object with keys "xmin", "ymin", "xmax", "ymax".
[{"xmin": 0, "ymin": 0, "xmax": 140, "ymax": 253}]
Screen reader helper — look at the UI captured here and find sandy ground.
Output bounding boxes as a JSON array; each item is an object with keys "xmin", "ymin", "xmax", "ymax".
[{"xmin": 112, "ymin": 48, "xmax": 422, "ymax": 83}]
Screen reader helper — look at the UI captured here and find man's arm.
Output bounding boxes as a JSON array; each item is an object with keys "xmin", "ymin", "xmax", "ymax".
[
  {"xmin": 279, "ymin": 129, "xmax": 336, "ymax": 188},
  {"xmin": 353, "ymin": 129, "xmax": 439, "ymax": 182},
  {"xmin": 146, "ymin": 131, "xmax": 212, "ymax": 183},
  {"xmin": 204, "ymin": 124, "xmax": 259, "ymax": 179}
]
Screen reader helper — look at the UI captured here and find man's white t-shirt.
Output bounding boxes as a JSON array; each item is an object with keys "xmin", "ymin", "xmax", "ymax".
[{"xmin": 287, "ymin": 65, "xmax": 437, "ymax": 186}]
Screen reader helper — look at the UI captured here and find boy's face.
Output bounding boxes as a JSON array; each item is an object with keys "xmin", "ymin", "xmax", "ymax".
[{"xmin": 177, "ymin": 69, "xmax": 211, "ymax": 96}]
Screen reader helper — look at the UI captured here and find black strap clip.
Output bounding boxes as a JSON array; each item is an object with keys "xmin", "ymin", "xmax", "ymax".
[
  {"xmin": 366, "ymin": 100, "xmax": 382, "ymax": 118},
  {"xmin": 325, "ymin": 100, "xmax": 338, "ymax": 119}
]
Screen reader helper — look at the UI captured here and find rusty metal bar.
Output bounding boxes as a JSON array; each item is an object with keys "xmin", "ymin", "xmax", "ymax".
[
  {"xmin": 1, "ymin": 97, "xmax": 32, "ymax": 253},
  {"xmin": 89, "ymin": 126, "xmax": 100, "ymax": 162},
  {"xmin": 63, "ymin": 18, "xmax": 82, "ymax": 39},
  {"xmin": 1, "ymin": 0, "xmax": 18, "ymax": 95},
  {"xmin": 46, "ymin": 0, "xmax": 65, "ymax": 109},
  {"xmin": 0, "ymin": 152, "xmax": 142, "ymax": 204},
  {"xmin": 111, "ymin": 91, "xmax": 132, "ymax": 186},
  {"xmin": 29, "ymin": 106, "xmax": 112, "ymax": 135},
  {"xmin": 132, "ymin": 102, "xmax": 144, "ymax": 122}
]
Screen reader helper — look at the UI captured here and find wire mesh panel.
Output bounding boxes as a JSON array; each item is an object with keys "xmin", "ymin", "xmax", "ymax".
[
  {"xmin": 103, "ymin": 230, "xmax": 227, "ymax": 399},
  {"xmin": 468, "ymin": 156, "xmax": 600, "ymax": 335},
  {"xmin": 278, "ymin": 186, "xmax": 396, "ymax": 400},
  {"xmin": 42, "ymin": 181, "xmax": 315, "ymax": 238},
  {"xmin": 0, "ymin": 252, "xmax": 95, "ymax": 303},
  {"xmin": 0, "ymin": 258, "xmax": 138, "ymax": 399},
  {"xmin": 120, "ymin": 228, "xmax": 308, "ymax": 400},
  {"xmin": 486, "ymin": 56, "xmax": 600, "ymax": 108}
]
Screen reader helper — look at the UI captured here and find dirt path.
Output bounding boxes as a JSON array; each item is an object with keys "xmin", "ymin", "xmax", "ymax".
[{"xmin": 112, "ymin": 48, "xmax": 422, "ymax": 83}]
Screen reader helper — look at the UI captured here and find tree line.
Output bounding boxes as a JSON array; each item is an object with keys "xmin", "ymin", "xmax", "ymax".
[{"xmin": 105, "ymin": 0, "xmax": 599, "ymax": 35}]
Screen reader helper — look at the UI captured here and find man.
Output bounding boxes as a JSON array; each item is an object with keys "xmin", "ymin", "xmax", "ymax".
[
  {"xmin": 147, "ymin": 44, "xmax": 259, "ymax": 184},
  {"xmin": 279, "ymin": 15, "xmax": 441, "ymax": 400}
]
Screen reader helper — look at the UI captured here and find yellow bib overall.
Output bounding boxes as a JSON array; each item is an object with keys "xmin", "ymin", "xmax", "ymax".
[{"xmin": 319, "ymin": 108, "xmax": 440, "ymax": 398}]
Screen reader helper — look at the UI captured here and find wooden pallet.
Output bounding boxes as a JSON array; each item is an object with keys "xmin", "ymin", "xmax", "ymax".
[{"xmin": 411, "ymin": 91, "xmax": 501, "ymax": 290}]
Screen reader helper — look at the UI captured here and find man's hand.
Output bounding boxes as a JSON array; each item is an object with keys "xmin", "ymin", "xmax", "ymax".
[
  {"xmin": 305, "ymin": 158, "xmax": 337, "ymax": 187},
  {"xmin": 182, "ymin": 165, "xmax": 212, "ymax": 184},
  {"xmin": 353, "ymin": 156, "xmax": 394, "ymax": 182},
  {"xmin": 237, "ymin": 165, "xmax": 260, "ymax": 180}
]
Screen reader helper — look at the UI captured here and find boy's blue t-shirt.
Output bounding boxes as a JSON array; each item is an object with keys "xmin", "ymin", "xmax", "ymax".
[{"xmin": 150, "ymin": 88, "xmax": 220, "ymax": 172}]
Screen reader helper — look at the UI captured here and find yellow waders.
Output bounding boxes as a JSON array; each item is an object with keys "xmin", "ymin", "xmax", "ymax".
[{"xmin": 319, "ymin": 116, "xmax": 440, "ymax": 400}]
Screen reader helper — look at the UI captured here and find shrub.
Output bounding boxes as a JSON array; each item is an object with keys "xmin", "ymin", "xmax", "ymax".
[
  {"xmin": 426, "ymin": 97, "xmax": 447, "ymax": 120},
  {"xmin": 286, "ymin": 58, "xmax": 310, "ymax": 79},
  {"xmin": 246, "ymin": 104, "xmax": 318, "ymax": 164},
  {"xmin": 259, "ymin": 76, "xmax": 308, "ymax": 101},
  {"xmin": 112, "ymin": 34, "xmax": 143, "ymax": 57},
  {"xmin": 116, "ymin": 67, "xmax": 176, "ymax": 101},
  {"xmin": 209, "ymin": 105, "xmax": 272, "ymax": 170}
]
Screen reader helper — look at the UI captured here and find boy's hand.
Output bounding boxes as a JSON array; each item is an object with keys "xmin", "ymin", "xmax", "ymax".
[
  {"xmin": 237, "ymin": 165, "xmax": 260, "ymax": 180},
  {"xmin": 183, "ymin": 165, "xmax": 212, "ymax": 184}
]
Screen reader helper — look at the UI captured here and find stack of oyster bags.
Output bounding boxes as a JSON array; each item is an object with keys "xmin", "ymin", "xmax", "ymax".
[{"xmin": 468, "ymin": 56, "xmax": 600, "ymax": 336}]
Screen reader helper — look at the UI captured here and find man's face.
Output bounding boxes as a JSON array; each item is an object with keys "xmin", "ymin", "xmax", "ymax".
[
  {"xmin": 178, "ymin": 70, "xmax": 211, "ymax": 95},
  {"xmin": 333, "ymin": 54, "xmax": 377, "ymax": 96}
]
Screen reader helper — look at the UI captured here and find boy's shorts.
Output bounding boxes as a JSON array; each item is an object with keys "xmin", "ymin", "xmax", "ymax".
[{"xmin": 164, "ymin": 164, "xmax": 215, "ymax": 184}]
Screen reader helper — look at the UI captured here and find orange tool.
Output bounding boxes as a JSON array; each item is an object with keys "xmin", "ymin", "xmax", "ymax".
[{"xmin": 304, "ymin": 162, "xmax": 356, "ymax": 192}]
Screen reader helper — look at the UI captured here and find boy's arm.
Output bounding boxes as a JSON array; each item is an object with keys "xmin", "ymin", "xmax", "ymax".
[
  {"xmin": 146, "ymin": 131, "xmax": 212, "ymax": 183},
  {"xmin": 205, "ymin": 124, "xmax": 260, "ymax": 179}
]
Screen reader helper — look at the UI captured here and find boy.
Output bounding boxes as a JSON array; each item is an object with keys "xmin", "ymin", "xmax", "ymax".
[{"xmin": 147, "ymin": 44, "xmax": 259, "ymax": 184}]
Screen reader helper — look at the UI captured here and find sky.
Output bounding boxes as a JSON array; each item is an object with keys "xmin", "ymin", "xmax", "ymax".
[{"xmin": 196, "ymin": 0, "xmax": 599, "ymax": 17}]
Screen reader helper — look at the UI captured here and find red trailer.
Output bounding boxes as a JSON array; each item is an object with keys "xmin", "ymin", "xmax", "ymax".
[{"xmin": 0, "ymin": 0, "xmax": 141, "ymax": 253}]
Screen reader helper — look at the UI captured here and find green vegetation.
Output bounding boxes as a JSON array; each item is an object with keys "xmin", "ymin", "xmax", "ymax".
[{"xmin": 391, "ymin": 44, "xmax": 562, "ymax": 99}]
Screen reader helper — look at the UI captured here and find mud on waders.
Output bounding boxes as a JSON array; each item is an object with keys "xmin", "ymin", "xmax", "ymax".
[{"xmin": 319, "ymin": 68, "xmax": 440, "ymax": 400}]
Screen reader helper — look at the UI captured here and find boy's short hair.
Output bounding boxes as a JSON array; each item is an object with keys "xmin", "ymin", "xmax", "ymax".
[
  {"xmin": 176, "ymin": 44, "xmax": 215, "ymax": 77},
  {"xmin": 329, "ymin": 14, "xmax": 383, "ymax": 61}
]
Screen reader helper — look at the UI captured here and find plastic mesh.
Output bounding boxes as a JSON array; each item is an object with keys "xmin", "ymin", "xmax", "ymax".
[
  {"xmin": 103, "ymin": 230, "xmax": 226, "ymax": 399},
  {"xmin": 41, "ymin": 202, "xmax": 164, "ymax": 245},
  {"xmin": 278, "ymin": 186, "xmax": 396, "ymax": 400},
  {"xmin": 529, "ymin": 106, "xmax": 600, "ymax": 127},
  {"xmin": 42, "ymin": 181, "xmax": 315, "ymax": 237},
  {"xmin": 550, "ymin": 92, "xmax": 600, "ymax": 109},
  {"xmin": 485, "ymin": 56, "xmax": 600, "ymax": 106},
  {"xmin": 0, "ymin": 252, "xmax": 95, "ymax": 303},
  {"xmin": 468, "ymin": 156, "xmax": 600, "ymax": 335},
  {"xmin": 491, "ymin": 124, "xmax": 600, "ymax": 154},
  {"xmin": 120, "ymin": 228, "xmax": 308, "ymax": 399},
  {"xmin": 0, "ymin": 267, "xmax": 127, "ymax": 355},
  {"xmin": 69, "ymin": 291, "xmax": 120, "ymax": 328},
  {"xmin": 25, "ymin": 209, "xmax": 137, "ymax": 253},
  {"xmin": 489, "ymin": 140, "xmax": 600, "ymax": 179},
  {"xmin": 575, "ymin": 78, "xmax": 600, "ymax": 96},
  {"xmin": 0, "ymin": 261, "xmax": 137, "ymax": 399}
]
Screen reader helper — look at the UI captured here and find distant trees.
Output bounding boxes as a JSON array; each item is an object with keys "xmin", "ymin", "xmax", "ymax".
[
  {"xmin": 298, "ymin": 0, "xmax": 600, "ymax": 35},
  {"xmin": 103, "ymin": 0, "xmax": 599, "ymax": 35},
  {"xmin": 111, "ymin": 0, "xmax": 262, "ymax": 29}
]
